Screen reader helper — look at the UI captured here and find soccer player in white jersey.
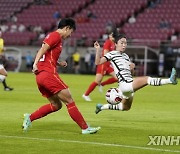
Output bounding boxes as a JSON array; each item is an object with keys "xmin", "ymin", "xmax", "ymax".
[{"xmin": 94, "ymin": 34, "xmax": 178, "ymax": 114}]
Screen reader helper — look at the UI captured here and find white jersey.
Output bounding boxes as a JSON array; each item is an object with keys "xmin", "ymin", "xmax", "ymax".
[{"xmin": 104, "ymin": 50, "xmax": 133, "ymax": 83}]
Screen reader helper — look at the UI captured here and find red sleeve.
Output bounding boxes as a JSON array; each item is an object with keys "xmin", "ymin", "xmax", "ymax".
[
  {"xmin": 103, "ymin": 40, "xmax": 111, "ymax": 51},
  {"xmin": 43, "ymin": 32, "xmax": 61, "ymax": 48}
]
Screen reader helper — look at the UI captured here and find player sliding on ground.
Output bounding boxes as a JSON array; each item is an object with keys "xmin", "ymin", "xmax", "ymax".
[
  {"xmin": 94, "ymin": 34, "xmax": 178, "ymax": 114},
  {"xmin": 22, "ymin": 18, "xmax": 100, "ymax": 134}
]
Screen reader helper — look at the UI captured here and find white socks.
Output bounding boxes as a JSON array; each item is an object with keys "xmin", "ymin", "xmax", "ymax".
[
  {"xmin": 101, "ymin": 103, "xmax": 123, "ymax": 111},
  {"xmin": 0, "ymin": 75, "xmax": 5, "ymax": 82},
  {"xmin": 147, "ymin": 77, "xmax": 171, "ymax": 86}
]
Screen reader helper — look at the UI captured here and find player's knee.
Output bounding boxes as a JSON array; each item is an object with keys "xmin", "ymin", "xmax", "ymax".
[
  {"xmin": 52, "ymin": 101, "xmax": 62, "ymax": 110},
  {"xmin": 56, "ymin": 102, "xmax": 62, "ymax": 110},
  {"xmin": 95, "ymin": 77, "xmax": 102, "ymax": 85},
  {"xmin": 61, "ymin": 96, "xmax": 74, "ymax": 104},
  {"xmin": 95, "ymin": 80, "xmax": 101, "ymax": 85}
]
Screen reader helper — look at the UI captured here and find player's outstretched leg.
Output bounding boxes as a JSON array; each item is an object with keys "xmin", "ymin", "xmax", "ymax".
[
  {"xmin": 146, "ymin": 67, "xmax": 178, "ymax": 87},
  {"xmin": 170, "ymin": 68, "xmax": 178, "ymax": 85},
  {"xmin": 22, "ymin": 113, "xmax": 32, "ymax": 131},
  {"xmin": 95, "ymin": 103, "xmax": 125, "ymax": 114}
]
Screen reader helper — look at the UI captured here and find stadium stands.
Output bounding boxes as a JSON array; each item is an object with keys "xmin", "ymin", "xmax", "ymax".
[
  {"xmin": 3, "ymin": 31, "xmax": 36, "ymax": 45},
  {"xmin": 0, "ymin": 0, "xmax": 91, "ymax": 45},
  {"xmin": 0, "ymin": 0, "xmax": 179, "ymax": 48},
  {"xmin": 72, "ymin": 0, "xmax": 147, "ymax": 43},
  {"xmin": 0, "ymin": 0, "xmax": 33, "ymax": 21},
  {"xmin": 123, "ymin": 0, "xmax": 179, "ymax": 47}
]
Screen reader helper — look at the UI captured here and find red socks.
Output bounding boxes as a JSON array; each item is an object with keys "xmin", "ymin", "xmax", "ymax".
[
  {"xmin": 84, "ymin": 78, "xmax": 117, "ymax": 96},
  {"xmin": 66, "ymin": 102, "xmax": 88, "ymax": 129},
  {"xmin": 101, "ymin": 77, "xmax": 118, "ymax": 86},
  {"xmin": 29, "ymin": 102, "xmax": 88, "ymax": 130},
  {"xmin": 30, "ymin": 103, "xmax": 59, "ymax": 122},
  {"xmin": 85, "ymin": 81, "xmax": 98, "ymax": 96}
]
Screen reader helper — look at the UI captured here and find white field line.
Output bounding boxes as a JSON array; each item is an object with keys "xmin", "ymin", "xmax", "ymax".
[{"xmin": 0, "ymin": 135, "xmax": 180, "ymax": 153}]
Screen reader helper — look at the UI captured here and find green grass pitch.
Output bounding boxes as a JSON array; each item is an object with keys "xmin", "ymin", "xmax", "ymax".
[{"xmin": 0, "ymin": 73, "xmax": 179, "ymax": 154}]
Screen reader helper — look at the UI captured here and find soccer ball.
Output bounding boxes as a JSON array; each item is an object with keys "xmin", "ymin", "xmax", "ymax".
[{"xmin": 105, "ymin": 88, "xmax": 122, "ymax": 105}]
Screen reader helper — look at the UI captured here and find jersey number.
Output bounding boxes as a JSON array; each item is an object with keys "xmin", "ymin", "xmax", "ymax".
[{"xmin": 39, "ymin": 55, "xmax": 45, "ymax": 61}]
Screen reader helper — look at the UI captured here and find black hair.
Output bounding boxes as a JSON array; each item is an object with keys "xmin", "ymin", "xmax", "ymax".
[
  {"xmin": 58, "ymin": 18, "xmax": 76, "ymax": 31},
  {"xmin": 112, "ymin": 28, "xmax": 118, "ymax": 39},
  {"xmin": 114, "ymin": 34, "xmax": 126, "ymax": 44}
]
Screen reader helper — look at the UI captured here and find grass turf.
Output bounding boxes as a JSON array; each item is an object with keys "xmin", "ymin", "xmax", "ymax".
[{"xmin": 0, "ymin": 73, "xmax": 179, "ymax": 154}]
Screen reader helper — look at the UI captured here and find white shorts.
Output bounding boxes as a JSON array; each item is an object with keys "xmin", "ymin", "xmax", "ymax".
[
  {"xmin": 118, "ymin": 82, "xmax": 134, "ymax": 99},
  {"xmin": 0, "ymin": 64, "xmax": 4, "ymax": 70}
]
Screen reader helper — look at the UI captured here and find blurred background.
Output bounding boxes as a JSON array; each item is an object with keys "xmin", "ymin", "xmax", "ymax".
[{"xmin": 0, "ymin": 0, "xmax": 180, "ymax": 77}]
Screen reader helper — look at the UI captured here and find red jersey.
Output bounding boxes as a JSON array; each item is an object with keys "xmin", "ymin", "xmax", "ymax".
[
  {"xmin": 37, "ymin": 31, "xmax": 62, "ymax": 74},
  {"xmin": 102, "ymin": 39, "xmax": 115, "ymax": 56}
]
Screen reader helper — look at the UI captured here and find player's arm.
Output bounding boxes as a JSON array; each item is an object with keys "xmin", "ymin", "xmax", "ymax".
[
  {"xmin": 130, "ymin": 62, "xmax": 135, "ymax": 75},
  {"xmin": 32, "ymin": 43, "xmax": 50, "ymax": 73},
  {"xmin": 94, "ymin": 41, "xmax": 107, "ymax": 65}
]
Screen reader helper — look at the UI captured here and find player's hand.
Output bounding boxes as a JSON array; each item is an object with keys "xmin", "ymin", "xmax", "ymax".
[
  {"xmin": 58, "ymin": 61, "xmax": 67, "ymax": 67},
  {"xmin": 130, "ymin": 63, "xmax": 135, "ymax": 70},
  {"xmin": 94, "ymin": 41, "xmax": 100, "ymax": 50},
  {"xmin": 32, "ymin": 64, "xmax": 38, "ymax": 74}
]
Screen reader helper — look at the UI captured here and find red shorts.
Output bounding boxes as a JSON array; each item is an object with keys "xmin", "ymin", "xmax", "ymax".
[
  {"xmin": 96, "ymin": 62, "xmax": 114, "ymax": 75},
  {"xmin": 36, "ymin": 71, "xmax": 68, "ymax": 98}
]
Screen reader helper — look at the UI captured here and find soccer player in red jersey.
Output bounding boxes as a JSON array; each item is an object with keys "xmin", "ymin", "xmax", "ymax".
[
  {"xmin": 22, "ymin": 18, "xmax": 100, "ymax": 134},
  {"xmin": 82, "ymin": 32, "xmax": 118, "ymax": 101}
]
